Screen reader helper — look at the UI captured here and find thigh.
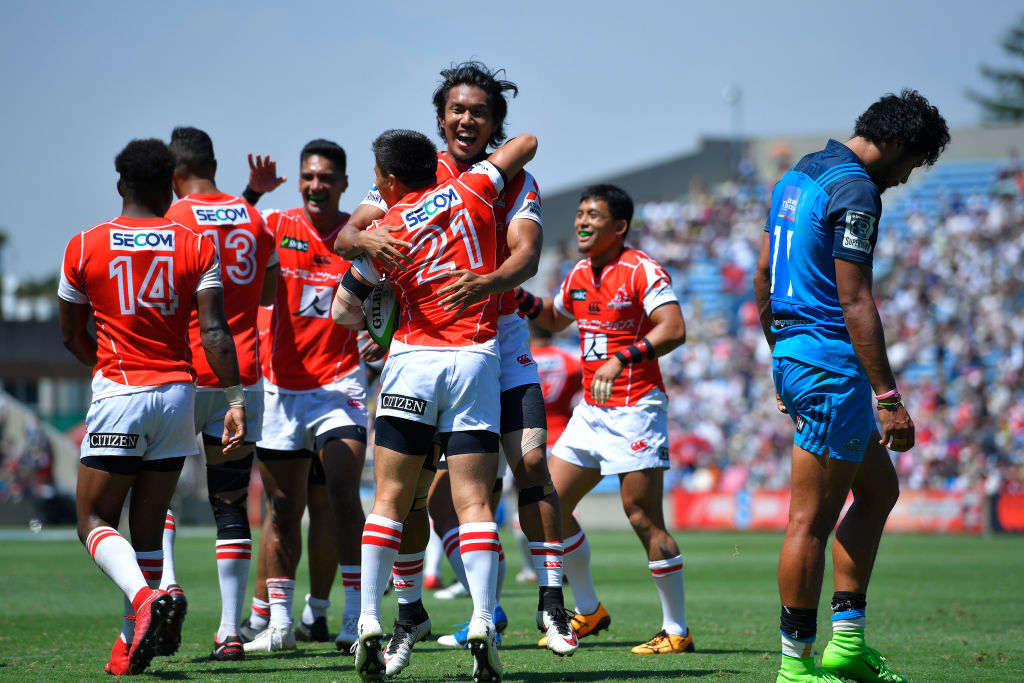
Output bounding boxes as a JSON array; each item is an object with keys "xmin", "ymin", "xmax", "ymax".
[
  {"xmin": 371, "ymin": 445, "xmax": 426, "ymax": 521},
  {"xmin": 257, "ymin": 451, "xmax": 311, "ymax": 512},
  {"xmin": 76, "ymin": 464, "xmax": 134, "ymax": 533},
  {"xmin": 548, "ymin": 453, "xmax": 603, "ymax": 513},
  {"xmin": 789, "ymin": 443, "xmax": 859, "ymax": 535}
]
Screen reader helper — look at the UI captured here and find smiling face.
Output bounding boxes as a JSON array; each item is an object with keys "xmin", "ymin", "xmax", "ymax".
[
  {"xmin": 299, "ymin": 154, "xmax": 347, "ymax": 221},
  {"xmin": 574, "ymin": 197, "xmax": 627, "ymax": 260},
  {"xmin": 439, "ymin": 84, "xmax": 497, "ymax": 164}
]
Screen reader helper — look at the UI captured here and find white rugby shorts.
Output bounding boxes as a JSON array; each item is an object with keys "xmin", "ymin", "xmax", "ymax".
[
  {"xmin": 82, "ymin": 382, "xmax": 198, "ymax": 461},
  {"xmin": 258, "ymin": 372, "xmax": 369, "ymax": 452},
  {"xmin": 550, "ymin": 390, "xmax": 670, "ymax": 475},
  {"xmin": 194, "ymin": 385, "xmax": 264, "ymax": 442},
  {"xmin": 377, "ymin": 341, "xmax": 500, "ymax": 434},
  {"xmin": 498, "ymin": 314, "xmax": 540, "ymax": 392}
]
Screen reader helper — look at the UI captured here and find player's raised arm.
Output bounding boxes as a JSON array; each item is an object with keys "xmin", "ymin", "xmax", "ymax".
[
  {"xmin": 241, "ymin": 153, "xmax": 287, "ymax": 205},
  {"xmin": 196, "ymin": 286, "xmax": 247, "ymax": 451},
  {"xmin": 485, "ymin": 134, "xmax": 537, "ymax": 184}
]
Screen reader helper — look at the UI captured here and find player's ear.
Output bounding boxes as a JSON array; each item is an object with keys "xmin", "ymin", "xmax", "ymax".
[
  {"xmin": 116, "ymin": 178, "xmax": 125, "ymax": 198},
  {"xmin": 615, "ymin": 219, "xmax": 629, "ymax": 237}
]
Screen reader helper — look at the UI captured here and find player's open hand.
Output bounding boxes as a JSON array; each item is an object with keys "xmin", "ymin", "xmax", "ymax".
[
  {"xmin": 878, "ymin": 402, "xmax": 914, "ymax": 452},
  {"xmin": 357, "ymin": 226, "xmax": 412, "ymax": 271},
  {"xmin": 358, "ymin": 330, "xmax": 387, "ymax": 362},
  {"xmin": 222, "ymin": 406, "xmax": 247, "ymax": 453},
  {"xmin": 438, "ymin": 270, "xmax": 492, "ymax": 314},
  {"xmin": 591, "ymin": 357, "xmax": 624, "ymax": 404},
  {"xmin": 247, "ymin": 154, "xmax": 287, "ymax": 194}
]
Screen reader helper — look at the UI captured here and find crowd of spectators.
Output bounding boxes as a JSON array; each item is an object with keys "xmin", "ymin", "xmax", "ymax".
[{"xmin": 539, "ymin": 158, "xmax": 1024, "ymax": 495}]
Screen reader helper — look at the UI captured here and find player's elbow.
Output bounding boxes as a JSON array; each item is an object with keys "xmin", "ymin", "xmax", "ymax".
[{"xmin": 331, "ymin": 298, "xmax": 362, "ymax": 329}]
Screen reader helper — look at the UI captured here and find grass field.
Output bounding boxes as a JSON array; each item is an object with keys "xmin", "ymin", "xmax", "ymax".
[{"xmin": 1, "ymin": 528, "xmax": 1022, "ymax": 681}]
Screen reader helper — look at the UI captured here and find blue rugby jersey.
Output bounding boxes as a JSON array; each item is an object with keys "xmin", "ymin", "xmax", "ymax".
[{"xmin": 764, "ymin": 139, "xmax": 881, "ymax": 378}]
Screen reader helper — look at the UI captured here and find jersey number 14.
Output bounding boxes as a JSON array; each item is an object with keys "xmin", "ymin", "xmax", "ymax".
[{"xmin": 109, "ymin": 255, "xmax": 179, "ymax": 316}]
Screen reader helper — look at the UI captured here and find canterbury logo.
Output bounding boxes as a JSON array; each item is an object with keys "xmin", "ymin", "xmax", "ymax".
[
  {"xmin": 517, "ymin": 354, "xmax": 534, "ymax": 366},
  {"xmin": 630, "ymin": 439, "xmax": 649, "ymax": 452}
]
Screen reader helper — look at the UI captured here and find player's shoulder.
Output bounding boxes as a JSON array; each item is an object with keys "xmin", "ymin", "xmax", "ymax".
[
  {"xmin": 505, "ymin": 167, "xmax": 539, "ymax": 193},
  {"xmin": 618, "ymin": 247, "xmax": 665, "ymax": 270}
]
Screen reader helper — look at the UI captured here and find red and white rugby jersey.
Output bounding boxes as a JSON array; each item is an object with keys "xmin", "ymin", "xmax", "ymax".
[
  {"xmin": 263, "ymin": 208, "xmax": 360, "ymax": 390},
  {"xmin": 360, "ymin": 151, "xmax": 542, "ymax": 318},
  {"xmin": 256, "ymin": 304, "xmax": 272, "ymax": 371},
  {"xmin": 166, "ymin": 193, "xmax": 277, "ymax": 387},
  {"xmin": 531, "ymin": 343, "xmax": 583, "ymax": 445},
  {"xmin": 58, "ymin": 216, "xmax": 220, "ymax": 389},
  {"xmin": 554, "ymin": 248, "xmax": 678, "ymax": 407},
  {"xmin": 352, "ymin": 161, "xmax": 504, "ymax": 347}
]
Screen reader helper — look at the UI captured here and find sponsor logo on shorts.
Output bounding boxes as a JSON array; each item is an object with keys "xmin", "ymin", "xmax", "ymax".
[
  {"xmin": 570, "ymin": 288, "xmax": 587, "ymax": 301},
  {"xmin": 844, "ymin": 438, "xmax": 863, "ymax": 452},
  {"xmin": 795, "ymin": 414, "xmax": 806, "ymax": 432},
  {"xmin": 89, "ymin": 432, "xmax": 140, "ymax": 449},
  {"xmin": 110, "ymin": 230, "xmax": 175, "ymax": 251},
  {"xmin": 280, "ymin": 236, "xmax": 309, "ymax": 252},
  {"xmin": 380, "ymin": 393, "xmax": 427, "ymax": 415},
  {"xmin": 347, "ymin": 398, "xmax": 364, "ymax": 409},
  {"xmin": 192, "ymin": 203, "xmax": 250, "ymax": 226},
  {"xmin": 659, "ymin": 447, "xmax": 669, "ymax": 462},
  {"xmin": 842, "ymin": 210, "xmax": 876, "ymax": 254},
  {"xmin": 516, "ymin": 354, "xmax": 534, "ymax": 366},
  {"xmin": 630, "ymin": 438, "xmax": 649, "ymax": 452}
]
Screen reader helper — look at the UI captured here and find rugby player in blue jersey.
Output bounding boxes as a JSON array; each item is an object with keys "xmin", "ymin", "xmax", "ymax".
[{"xmin": 753, "ymin": 90, "xmax": 948, "ymax": 683}]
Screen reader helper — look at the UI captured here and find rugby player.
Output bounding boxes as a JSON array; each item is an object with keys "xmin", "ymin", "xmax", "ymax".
[
  {"xmin": 332, "ymin": 128, "xmax": 537, "ymax": 682},
  {"xmin": 752, "ymin": 90, "xmax": 948, "ymax": 683},
  {"xmin": 159, "ymin": 126, "xmax": 278, "ymax": 661},
  {"xmin": 334, "ymin": 61, "xmax": 575, "ymax": 659},
  {"xmin": 518, "ymin": 184, "xmax": 694, "ymax": 655},
  {"xmin": 58, "ymin": 138, "xmax": 245, "ymax": 675},
  {"xmin": 243, "ymin": 139, "xmax": 369, "ymax": 653}
]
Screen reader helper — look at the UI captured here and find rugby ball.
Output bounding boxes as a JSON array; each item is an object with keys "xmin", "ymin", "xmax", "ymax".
[{"xmin": 362, "ymin": 279, "xmax": 400, "ymax": 348}]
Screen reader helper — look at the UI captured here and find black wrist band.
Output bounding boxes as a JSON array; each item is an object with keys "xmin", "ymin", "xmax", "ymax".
[
  {"xmin": 341, "ymin": 268, "xmax": 374, "ymax": 301},
  {"xmin": 241, "ymin": 184, "xmax": 263, "ymax": 206}
]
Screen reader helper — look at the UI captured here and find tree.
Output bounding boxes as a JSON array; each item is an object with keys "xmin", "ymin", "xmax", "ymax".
[{"xmin": 969, "ymin": 15, "xmax": 1024, "ymax": 122}]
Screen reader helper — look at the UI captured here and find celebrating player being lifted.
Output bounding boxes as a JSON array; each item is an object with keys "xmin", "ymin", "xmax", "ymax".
[
  {"xmin": 335, "ymin": 61, "xmax": 575, "ymax": 661},
  {"xmin": 332, "ymin": 128, "xmax": 537, "ymax": 682},
  {"xmin": 244, "ymin": 140, "xmax": 369, "ymax": 654},
  {"xmin": 161, "ymin": 126, "xmax": 279, "ymax": 661},
  {"xmin": 518, "ymin": 184, "xmax": 694, "ymax": 655},
  {"xmin": 753, "ymin": 90, "xmax": 948, "ymax": 683},
  {"xmin": 58, "ymin": 139, "xmax": 246, "ymax": 676}
]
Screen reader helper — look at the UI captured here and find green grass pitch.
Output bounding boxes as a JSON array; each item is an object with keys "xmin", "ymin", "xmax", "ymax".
[{"xmin": 1, "ymin": 529, "xmax": 1021, "ymax": 681}]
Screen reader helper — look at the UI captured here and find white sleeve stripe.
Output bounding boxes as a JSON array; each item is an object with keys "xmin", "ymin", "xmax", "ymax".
[
  {"xmin": 196, "ymin": 262, "xmax": 222, "ymax": 292},
  {"xmin": 351, "ymin": 255, "xmax": 381, "ymax": 283},
  {"xmin": 57, "ymin": 272, "xmax": 88, "ymax": 303},
  {"xmin": 266, "ymin": 250, "xmax": 279, "ymax": 268}
]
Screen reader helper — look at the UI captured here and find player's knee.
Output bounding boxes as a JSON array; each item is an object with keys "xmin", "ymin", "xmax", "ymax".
[
  {"xmin": 207, "ymin": 456, "xmax": 253, "ymax": 540},
  {"xmin": 518, "ymin": 479, "xmax": 556, "ymax": 508},
  {"xmin": 210, "ymin": 494, "xmax": 250, "ymax": 541}
]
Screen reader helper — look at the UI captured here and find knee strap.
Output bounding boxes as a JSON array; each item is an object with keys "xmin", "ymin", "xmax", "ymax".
[
  {"xmin": 518, "ymin": 479, "xmax": 556, "ymax": 506},
  {"xmin": 208, "ymin": 455, "xmax": 253, "ymax": 540}
]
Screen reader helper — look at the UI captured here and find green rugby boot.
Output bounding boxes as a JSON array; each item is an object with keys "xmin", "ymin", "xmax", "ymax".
[
  {"xmin": 822, "ymin": 631, "xmax": 907, "ymax": 682},
  {"xmin": 777, "ymin": 655, "xmax": 844, "ymax": 682}
]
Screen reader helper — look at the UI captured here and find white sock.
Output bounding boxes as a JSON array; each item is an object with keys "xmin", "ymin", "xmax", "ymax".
[
  {"xmin": 160, "ymin": 511, "xmax": 177, "ymax": 589},
  {"xmin": 340, "ymin": 564, "xmax": 361, "ymax": 620},
  {"xmin": 360, "ymin": 514, "xmax": 402, "ymax": 622},
  {"xmin": 529, "ymin": 542, "xmax": 564, "ymax": 587},
  {"xmin": 215, "ymin": 538, "xmax": 251, "ymax": 639},
  {"xmin": 459, "ymin": 522, "xmax": 499, "ymax": 626},
  {"xmin": 649, "ymin": 555, "xmax": 687, "ymax": 636},
  {"xmin": 393, "ymin": 552, "xmax": 425, "ymax": 605},
  {"xmin": 441, "ymin": 528, "xmax": 470, "ymax": 590},
  {"xmin": 424, "ymin": 525, "xmax": 443, "ymax": 579},
  {"xmin": 562, "ymin": 530, "xmax": 599, "ymax": 615},
  {"xmin": 249, "ymin": 597, "xmax": 270, "ymax": 632},
  {"xmin": 267, "ymin": 576, "xmax": 295, "ymax": 629},
  {"xmin": 496, "ymin": 542, "xmax": 506, "ymax": 602},
  {"xmin": 120, "ymin": 595, "xmax": 135, "ymax": 644},
  {"xmin": 302, "ymin": 593, "xmax": 330, "ymax": 623},
  {"xmin": 86, "ymin": 527, "xmax": 147, "ymax": 602}
]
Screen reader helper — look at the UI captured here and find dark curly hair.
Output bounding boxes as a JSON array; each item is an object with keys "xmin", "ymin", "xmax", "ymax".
[
  {"xmin": 372, "ymin": 129, "xmax": 437, "ymax": 190},
  {"xmin": 169, "ymin": 126, "xmax": 216, "ymax": 178},
  {"xmin": 854, "ymin": 89, "xmax": 950, "ymax": 166},
  {"xmin": 115, "ymin": 138, "xmax": 174, "ymax": 201},
  {"xmin": 432, "ymin": 61, "xmax": 518, "ymax": 149}
]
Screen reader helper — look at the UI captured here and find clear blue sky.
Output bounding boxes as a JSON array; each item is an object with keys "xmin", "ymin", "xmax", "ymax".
[{"xmin": 0, "ymin": 1, "xmax": 1017, "ymax": 280}]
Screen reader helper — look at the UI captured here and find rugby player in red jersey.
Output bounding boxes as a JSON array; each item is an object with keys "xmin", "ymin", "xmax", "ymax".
[
  {"xmin": 241, "ymin": 140, "xmax": 369, "ymax": 654},
  {"xmin": 518, "ymin": 184, "xmax": 695, "ymax": 655},
  {"xmin": 332, "ymin": 128, "xmax": 537, "ymax": 682},
  {"xmin": 157, "ymin": 126, "xmax": 279, "ymax": 661},
  {"xmin": 58, "ymin": 138, "xmax": 245, "ymax": 675},
  {"xmin": 334, "ymin": 62, "xmax": 574, "ymax": 661}
]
